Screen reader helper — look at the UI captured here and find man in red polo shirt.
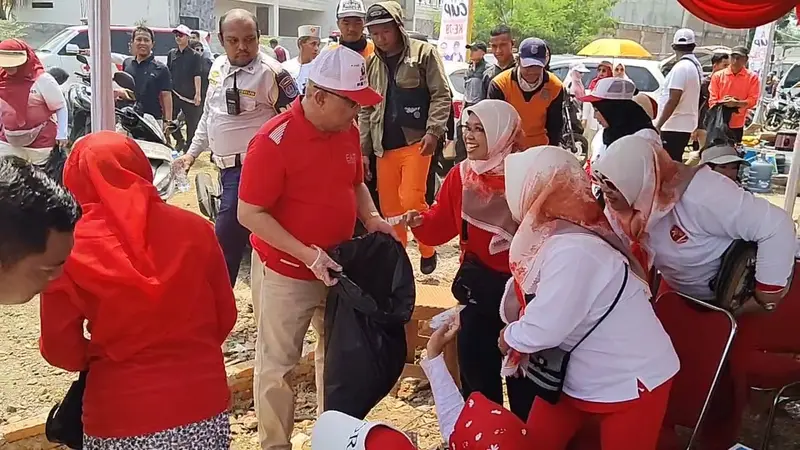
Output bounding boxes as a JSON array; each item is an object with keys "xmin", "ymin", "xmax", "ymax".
[{"xmin": 238, "ymin": 46, "xmax": 393, "ymax": 450}]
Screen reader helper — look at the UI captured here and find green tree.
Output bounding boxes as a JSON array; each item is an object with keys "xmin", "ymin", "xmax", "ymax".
[
  {"xmin": 471, "ymin": 0, "xmax": 618, "ymax": 54},
  {"xmin": 0, "ymin": 19, "xmax": 26, "ymax": 40}
]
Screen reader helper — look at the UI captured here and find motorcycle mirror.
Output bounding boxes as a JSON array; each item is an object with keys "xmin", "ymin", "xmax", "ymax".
[
  {"xmin": 76, "ymin": 54, "xmax": 88, "ymax": 65},
  {"xmin": 113, "ymin": 71, "xmax": 136, "ymax": 91}
]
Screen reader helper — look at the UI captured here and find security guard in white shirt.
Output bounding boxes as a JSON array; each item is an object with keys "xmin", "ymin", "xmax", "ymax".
[{"xmin": 175, "ymin": 8, "xmax": 299, "ymax": 286}]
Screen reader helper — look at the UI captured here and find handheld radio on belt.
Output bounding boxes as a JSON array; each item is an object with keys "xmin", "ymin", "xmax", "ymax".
[{"xmin": 226, "ymin": 72, "xmax": 241, "ymax": 116}]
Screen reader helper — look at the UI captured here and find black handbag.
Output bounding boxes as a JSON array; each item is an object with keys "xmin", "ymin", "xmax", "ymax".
[
  {"xmin": 45, "ymin": 370, "xmax": 87, "ymax": 449},
  {"xmin": 521, "ymin": 264, "xmax": 629, "ymax": 405},
  {"xmin": 451, "ymin": 220, "xmax": 511, "ymax": 314}
]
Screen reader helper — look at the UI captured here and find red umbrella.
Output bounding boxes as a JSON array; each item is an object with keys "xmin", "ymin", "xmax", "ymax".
[{"xmin": 677, "ymin": 0, "xmax": 798, "ymax": 29}]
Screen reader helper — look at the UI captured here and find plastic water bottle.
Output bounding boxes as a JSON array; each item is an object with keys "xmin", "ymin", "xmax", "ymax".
[{"xmin": 172, "ymin": 164, "xmax": 191, "ymax": 193}]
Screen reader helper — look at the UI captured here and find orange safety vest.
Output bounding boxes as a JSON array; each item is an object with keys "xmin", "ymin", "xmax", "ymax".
[
  {"xmin": 492, "ymin": 69, "xmax": 563, "ymax": 149},
  {"xmin": 327, "ymin": 40, "xmax": 375, "ymax": 59}
]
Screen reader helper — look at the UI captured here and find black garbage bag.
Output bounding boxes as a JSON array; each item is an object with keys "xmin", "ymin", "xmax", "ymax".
[
  {"xmin": 323, "ymin": 232, "xmax": 416, "ymax": 419},
  {"xmin": 41, "ymin": 144, "xmax": 67, "ymax": 185},
  {"xmin": 704, "ymin": 104, "xmax": 738, "ymax": 148}
]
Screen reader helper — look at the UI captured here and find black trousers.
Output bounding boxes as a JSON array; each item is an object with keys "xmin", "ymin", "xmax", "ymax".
[
  {"xmin": 457, "ymin": 280, "xmax": 537, "ymax": 421},
  {"xmin": 730, "ymin": 127, "xmax": 744, "ymax": 143},
  {"xmin": 660, "ymin": 130, "xmax": 692, "ymax": 162},
  {"xmin": 172, "ymin": 94, "xmax": 203, "ymax": 152}
]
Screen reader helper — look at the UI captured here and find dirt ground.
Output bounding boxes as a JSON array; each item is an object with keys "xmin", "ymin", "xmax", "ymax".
[{"xmin": 1, "ymin": 158, "xmax": 799, "ymax": 449}]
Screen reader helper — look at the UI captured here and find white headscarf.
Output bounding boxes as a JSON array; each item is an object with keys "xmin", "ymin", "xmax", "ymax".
[
  {"xmin": 464, "ymin": 100, "xmax": 521, "ymax": 175},
  {"xmin": 566, "ymin": 63, "xmax": 587, "ymax": 98},
  {"xmin": 460, "ymin": 100, "xmax": 522, "ymax": 254},
  {"xmin": 592, "ymin": 135, "xmax": 701, "ymax": 269}
]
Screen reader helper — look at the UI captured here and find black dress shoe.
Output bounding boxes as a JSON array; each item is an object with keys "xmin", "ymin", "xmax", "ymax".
[{"xmin": 421, "ymin": 252, "xmax": 437, "ymax": 275}]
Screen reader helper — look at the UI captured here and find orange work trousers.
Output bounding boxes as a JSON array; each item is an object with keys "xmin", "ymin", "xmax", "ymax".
[
  {"xmin": 376, "ymin": 143, "xmax": 436, "ymax": 258},
  {"xmin": 527, "ymin": 380, "xmax": 673, "ymax": 450}
]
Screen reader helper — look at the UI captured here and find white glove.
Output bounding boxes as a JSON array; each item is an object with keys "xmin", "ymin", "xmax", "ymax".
[{"xmin": 306, "ymin": 245, "xmax": 342, "ymax": 287}]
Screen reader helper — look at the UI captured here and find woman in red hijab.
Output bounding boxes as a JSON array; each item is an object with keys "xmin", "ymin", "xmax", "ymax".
[
  {"xmin": 39, "ymin": 131, "xmax": 237, "ymax": 449},
  {"xmin": 0, "ymin": 39, "xmax": 68, "ymax": 167}
]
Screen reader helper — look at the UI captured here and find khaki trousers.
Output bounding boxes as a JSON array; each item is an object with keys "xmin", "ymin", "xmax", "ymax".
[{"xmin": 250, "ymin": 252, "xmax": 327, "ymax": 450}]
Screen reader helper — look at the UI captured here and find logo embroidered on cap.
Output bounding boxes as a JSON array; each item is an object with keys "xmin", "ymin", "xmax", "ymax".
[{"xmin": 369, "ymin": 8, "xmax": 384, "ymax": 17}]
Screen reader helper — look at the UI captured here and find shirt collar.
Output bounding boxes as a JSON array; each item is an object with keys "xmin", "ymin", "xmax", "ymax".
[
  {"xmin": 725, "ymin": 67, "xmax": 749, "ymax": 77},
  {"xmin": 224, "ymin": 53, "xmax": 261, "ymax": 76},
  {"xmin": 289, "ymin": 98, "xmax": 351, "ymax": 140},
  {"xmin": 133, "ymin": 54, "xmax": 155, "ymax": 66}
]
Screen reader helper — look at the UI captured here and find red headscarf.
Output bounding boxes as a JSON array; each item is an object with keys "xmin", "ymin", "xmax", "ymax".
[
  {"xmin": 587, "ymin": 60, "xmax": 612, "ymax": 91},
  {"xmin": 51, "ymin": 131, "xmax": 217, "ymax": 361},
  {"xmin": 0, "ymin": 39, "xmax": 44, "ymax": 125}
]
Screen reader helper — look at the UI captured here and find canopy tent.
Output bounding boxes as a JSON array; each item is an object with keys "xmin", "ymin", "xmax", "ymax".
[{"xmin": 677, "ymin": 0, "xmax": 799, "ymax": 29}]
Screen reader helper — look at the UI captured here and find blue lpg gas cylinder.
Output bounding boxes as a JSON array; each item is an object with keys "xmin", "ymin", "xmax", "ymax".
[{"xmin": 745, "ymin": 153, "xmax": 774, "ymax": 193}]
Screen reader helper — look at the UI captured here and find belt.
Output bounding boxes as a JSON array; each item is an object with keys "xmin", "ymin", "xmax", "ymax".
[{"xmin": 211, "ymin": 153, "xmax": 246, "ymax": 169}]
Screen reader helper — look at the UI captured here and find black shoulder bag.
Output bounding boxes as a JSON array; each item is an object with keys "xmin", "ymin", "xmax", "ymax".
[
  {"xmin": 45, "ymin": 370, "xmax": 87, "ymax": 449},
  {"xmin": 522, "ymin": 263, "xmax": 629, "ymax": 405}
]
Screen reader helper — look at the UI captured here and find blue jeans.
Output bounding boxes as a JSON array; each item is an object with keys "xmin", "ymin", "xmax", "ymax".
[{"xmin": 215, "ymin": 166, "xmax": 250, "ymax": 286}]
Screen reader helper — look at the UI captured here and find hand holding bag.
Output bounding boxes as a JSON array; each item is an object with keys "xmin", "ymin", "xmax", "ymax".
[
  {"xmin": 521, "ymin": 264, "xmax": 629, "ymax": 405},
  {"xmin": 45, "ymin": 370, "xmax": 87, "ymax": 449}
]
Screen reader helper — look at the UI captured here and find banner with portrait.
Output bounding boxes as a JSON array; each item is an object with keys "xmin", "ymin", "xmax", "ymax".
[{"xmin": 437, "ymin": 0, "xmax": 470, "ymax": 63}]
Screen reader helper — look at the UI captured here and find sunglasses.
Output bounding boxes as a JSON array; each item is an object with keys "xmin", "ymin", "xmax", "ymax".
[
  {"xmin": 591, "ymin": 170, "xmax": 618, "ymax": 191},
  {"xmin": 315, "ymin": 86, "xmax": 359, "ymax": 109}
]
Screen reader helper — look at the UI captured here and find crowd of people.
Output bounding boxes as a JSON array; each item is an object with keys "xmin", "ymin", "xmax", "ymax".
[{"xmin": 0, "ymin": 3, "xmax": 799, "ymax": 450}]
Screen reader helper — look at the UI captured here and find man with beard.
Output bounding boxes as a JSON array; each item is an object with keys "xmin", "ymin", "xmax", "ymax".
[
  {"xmin": 0, "ymin": 156, "xmax": 79, "ymax": 305},
  {"xmin": 174, "ymin": 9, "xmax": 298, "ymax": 286}
]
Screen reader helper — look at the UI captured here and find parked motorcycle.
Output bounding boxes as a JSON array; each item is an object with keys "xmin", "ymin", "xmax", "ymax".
[
  {"xmin": 561, "ymin": 95, "xmax": 588, "ymax": 162},
  {"xmin": 763, "ymin": 91, "xmax": 799, "ymax": 132},
  {"xmin": 66, "ymin": 54, "xmax": 176, "ymax": 200}
]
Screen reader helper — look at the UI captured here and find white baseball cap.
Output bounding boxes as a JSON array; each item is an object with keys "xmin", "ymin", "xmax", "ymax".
[
  {"xmin": 673, "ymin": 28, "xmax": 696, "ymax": 46},
  {"xmin": 311, "ymin": 411, "xmax": 415, "ymax": 450},
  {"xmin": 570, "ymin": 62, "xmax": 589, "ymax": 73},
  {"xmin": 337, "ymin": 0, "xmax": 367, "ymax": 19},
  {"xmin": 173, "ymin": 24, "xmax": 192, "ymax": 36},
  {"xmin": 298, "ymin": 25, "xmax": 322, "ymax": 39},
  {"xmin": 308, "ymin": 45, "xmax": 382, "ymax": 106},
  {"xmin": 579, "ymin": 77, "xmax": 636, "ymax": 102}
]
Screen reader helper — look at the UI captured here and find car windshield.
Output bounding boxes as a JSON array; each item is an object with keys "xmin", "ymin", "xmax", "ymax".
[
  {"xmin": 37, "ymin": 28, "xmax": 76, "ymax": 53},
  {"xmin": 783, "ymin": 65, "xmax": 800, "ymax": 89}
]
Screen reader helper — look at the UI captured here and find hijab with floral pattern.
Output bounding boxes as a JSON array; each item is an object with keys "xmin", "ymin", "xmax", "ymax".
[
  {"xmin": 460, "ymin": 100, "xmax": 522, "ymax": 254},
  {"xmin": 591, "ymin": 135, "xmax": 702, "ymax": 270}
]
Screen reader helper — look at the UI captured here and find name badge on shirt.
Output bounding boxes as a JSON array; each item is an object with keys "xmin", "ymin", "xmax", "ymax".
[{"xmin": 239, "ymin": 89, "xmax": 256, "ymax": 98}]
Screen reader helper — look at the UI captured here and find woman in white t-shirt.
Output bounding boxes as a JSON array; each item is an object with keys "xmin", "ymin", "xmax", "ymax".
[
  {"xmin": 592, "ymin": 135, "xmax": 794, "ymax": 307},
  {"xmin": 0, "ymin": 39, "xmax": 68, "ymax": 166},
  {"xmin": 592, "ymin": 134, "xmax": 798, "ymax": 448},
  {"xmin": 498, "ymin": 146, "xmax": 678, "ymax": 450}
]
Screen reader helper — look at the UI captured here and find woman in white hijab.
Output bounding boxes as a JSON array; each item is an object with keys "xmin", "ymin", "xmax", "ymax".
[
  {"xmin": 499, "ymin": 146, "xmax": 678, "ymax": 449},
  {"xmin": 592, "ymin": 135, "xmax": 794, "ymax": 308},
  {"xmin": 592, "ymin": 134, "xmax": 798, "ymax": 450},
  {"xmin": 406, "ymin": 100, "xmax": 536, "ymax": 420}
]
